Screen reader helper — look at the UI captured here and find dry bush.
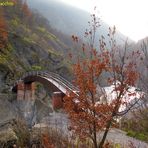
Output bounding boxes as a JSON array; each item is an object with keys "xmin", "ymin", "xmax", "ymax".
[{"xmin": 12, "ymin": 119, "xmax": 31, "ymax": 147}]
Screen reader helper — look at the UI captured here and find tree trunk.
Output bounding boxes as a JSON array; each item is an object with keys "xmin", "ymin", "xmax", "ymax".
[
  {"xmin": 92, "ymin": 121, "xmax": 98, "ymax": 148},
  {"xmin": 93, "ymin": 137, "xmax": 98, "ymax": 148},
  {"xmin": 99, "ymin": 94, "xmax": 123, "ymax": 147},
  {"xmin": 98, "ymin": 120, "xmax": 112, "ymax": 148}
]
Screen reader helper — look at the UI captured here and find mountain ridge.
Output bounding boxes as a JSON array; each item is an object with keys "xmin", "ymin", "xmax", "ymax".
[{"xmin": 28, "ymin": 0, "xmax": 130, "ymax": 45}]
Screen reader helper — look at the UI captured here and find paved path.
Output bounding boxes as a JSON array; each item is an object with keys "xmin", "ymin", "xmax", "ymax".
[
  {"xmin": 34, "ymin": 112, "xmax": 148, "ymax": 148},
  {"xmin": 99, "ymin": 128, "xmax": 148, "ymax": 148}
]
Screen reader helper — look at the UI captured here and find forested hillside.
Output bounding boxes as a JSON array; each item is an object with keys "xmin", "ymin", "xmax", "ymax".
[{"xmin": 0, "ymin": 0, "xmax": 75, "ymax": 92}]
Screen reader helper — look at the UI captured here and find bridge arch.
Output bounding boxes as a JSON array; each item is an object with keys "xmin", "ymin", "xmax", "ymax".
[
  {"xmin": 12, "ymin": 71, "xmax": 78, "ymax": 109},
  {"xmin": 12, "ymin": 71, "xmax": 77, "ymax": 93}
]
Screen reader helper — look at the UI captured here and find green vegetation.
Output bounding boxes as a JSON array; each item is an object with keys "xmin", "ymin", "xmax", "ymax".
[
  {"xmin": 46, "ymin": 32, "xmax": 57, "ymax": 40},
  {"xmin": 10, "ymin": 17, "xmax": 20, "ymax": 27},
  {"xmin": 31, "ymin": 65, "xmax": 42, "ymax": 71},
  {"xmin": 23, "ymin": 37, "xmax": 35, "ymax": 44},
  {"xmin": 37, "ymin": 26, "xmax": 57, "ymax": 40},
  {"xmin": 127, "ymin": 130, "xmax": 148, "ymax": 142},
  {"xmin": 0, "ymin": 0, "xmax": 73, "ymax": 91},
  {"xmin": 121, "ymin": 109, "xmax": 148, "ymax": 143},
  {"xmin": 36, "ymin": 26, "xmax": 46, "ymax": 33}
]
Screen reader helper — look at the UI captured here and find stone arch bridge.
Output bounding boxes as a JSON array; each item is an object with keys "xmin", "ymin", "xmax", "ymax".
[{"xmin": 12, "ymin": 71, "xmax": 78, "ymax": 109}]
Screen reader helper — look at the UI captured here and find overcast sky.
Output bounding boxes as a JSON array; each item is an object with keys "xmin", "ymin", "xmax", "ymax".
[{"xmin": 60, "ymin": 0, "xmax": 148, "ymax": 41}]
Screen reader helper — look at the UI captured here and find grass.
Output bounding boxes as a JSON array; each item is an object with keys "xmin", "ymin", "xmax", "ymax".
[
  {"xmin": 23, "ymin": 37, "xmax": 35, "ymax": 44},
  {"xmin": 31, "ymin": 65, "xmax": 42, "ymax": 71},
  {"xmin": 36, "ymin": 26, "xmax": 46, "ymax": 33},
  {"xmin": 126, "ymin": 130, "xmax": 148, "ymax": 142},
  {"xmin": 46, "ymin": 32, "xmax": 57, "ymax": 40}
]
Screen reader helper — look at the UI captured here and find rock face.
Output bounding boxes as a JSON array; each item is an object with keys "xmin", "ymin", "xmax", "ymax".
[
  {"xmin": 0, "ymin": 0, "xmax": 73, "ymax": 131},
  {"xmin": 0, "ymin": 95, "xmax": 16, "ymax": 123},
  {"xmin": 0, "ymin": 92, "xmax": 52, "ymax": 128},
  {"xmin": 16, "ymin": 100, "xmax": 36, "ymax": 127},
  {"xmin": 0, "ymin": 125, "xmax": 17, "ymax": 146},
  {"xmin": 0, "ymin": 0, "xmax": 73, "ymax": 93},
  {"xmin": 35, "ymin": 98, "xmax": 53, "ymax": 123}
]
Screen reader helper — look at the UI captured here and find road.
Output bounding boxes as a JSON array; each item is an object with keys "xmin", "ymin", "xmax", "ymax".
[
  {"xmin": 34, "ymin": 112, "xmax": 148, "ymax": 148},
  {"xmin": 99, "ymin": 128, "xmax": 148, "ymax": 148}
]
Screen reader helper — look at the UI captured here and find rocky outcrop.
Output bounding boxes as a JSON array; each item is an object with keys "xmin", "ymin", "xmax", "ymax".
[{"xmin": 0, "ymin": 95, "xmax": 16, "ymax": 122}]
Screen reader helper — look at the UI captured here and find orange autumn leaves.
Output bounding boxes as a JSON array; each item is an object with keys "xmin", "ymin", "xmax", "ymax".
[
  {"xmin": 64, "ymin": 46, "xmax": 114, "ymax": 140},
  {"xmin": 64, "ymin": 13, "xmax": 141, "ymax": 147},
  {"xmin": 22, "ymin": 0, "xmax": 32, "ymax": 18}
]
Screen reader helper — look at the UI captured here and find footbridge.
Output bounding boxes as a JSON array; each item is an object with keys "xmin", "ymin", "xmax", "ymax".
[{"xmin": 12, "ymin": 71, "xmax": 78, "ymax": 109}]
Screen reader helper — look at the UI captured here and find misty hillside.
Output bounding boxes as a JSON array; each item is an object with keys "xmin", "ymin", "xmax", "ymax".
[
  {"xmin": 0, "ymin": 0, "xmax": 74, "ymax": 92},
  {"xmin": 28, "ymin": 0, "xmax": 129, "ymax": 45},
  {"xmin": 0, "ymin": 1, "xmax": 148, "ymax": 147},
  {"xmin": 0, "ymin": 0, "xmax": 77, "ymax": 131}
]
